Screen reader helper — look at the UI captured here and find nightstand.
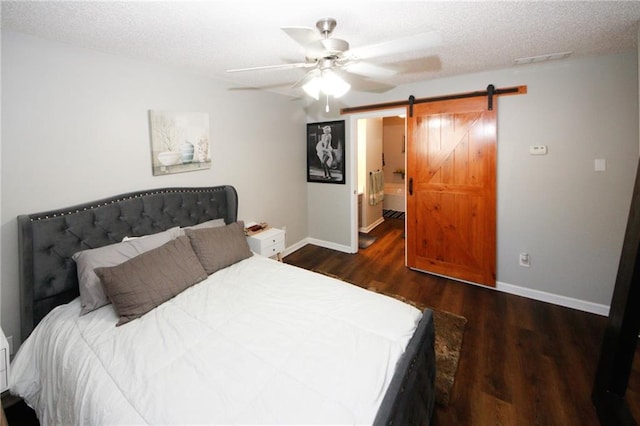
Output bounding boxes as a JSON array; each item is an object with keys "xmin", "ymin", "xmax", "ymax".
[
  {"xmin": 0, "ymin": 330, "xmax": 8, "ymax": 395},
  {"xmin": 246, "ymin": 227, "xmax": 285, "ymax": 261}
]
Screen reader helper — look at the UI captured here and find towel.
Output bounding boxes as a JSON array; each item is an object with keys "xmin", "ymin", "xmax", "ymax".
[{"xmin": 369, "ymin": 170, "xmax": 384, "ymax": 206}]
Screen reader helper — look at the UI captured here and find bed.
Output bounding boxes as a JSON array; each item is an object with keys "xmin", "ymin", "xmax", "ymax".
[{"xmin": 11, "ymin": 186, "xmax": 436, "ymax": 425}]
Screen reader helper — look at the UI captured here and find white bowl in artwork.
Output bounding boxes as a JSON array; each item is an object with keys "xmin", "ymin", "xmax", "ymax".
[{"xmin": 157, "ymin": 151, "xmax": 181, "ymax": 166}]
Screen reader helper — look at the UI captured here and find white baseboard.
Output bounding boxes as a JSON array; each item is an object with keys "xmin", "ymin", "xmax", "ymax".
[
  {"xmin": 282, "ymin": 238, "xmax": 353, "ymax": 257},
  {"xmin": 282, "ymin": 241, "xmax": 610, "ymax": 317},
  {"xmin": 359, "ymin": 216, "xmax": 385, "ymax": 234},
  {"xmin": 496, "ymin": 281, "xmax": 610, "ymax": 317},
  {"xmin": 306, "ymin": 238, "xmax": 353, "ymax": 254},
  {"xmin": 281, "ymin": 238, "xmax": 309, "ymax": 258}
]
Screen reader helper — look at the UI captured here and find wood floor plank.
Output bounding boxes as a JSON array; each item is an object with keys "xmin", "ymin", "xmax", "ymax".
[
  {"xmin": 508, "ymin": 326, "xmax": 547, "ymax": 424},
  {"xmin": 475, "ymin": 391, "xmax": 518, "ymax": 426},
  {"xmin": 284, "ymin": 217, "xmax": 640, "ymax": 425},
  {"xmin": 629, "ymin": 348, "xmax": 640, "ymax": 421}
]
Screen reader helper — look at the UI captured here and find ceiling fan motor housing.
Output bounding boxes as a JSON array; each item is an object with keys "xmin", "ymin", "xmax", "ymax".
[{"xmin": 316, "ymin": 18, "xmax": 337, "ymax": 37}]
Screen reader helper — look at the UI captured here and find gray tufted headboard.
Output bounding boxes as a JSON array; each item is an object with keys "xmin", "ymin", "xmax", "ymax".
[{"xmin": 17, "ymin": 186, "xmax": 238, "ymax": 341}]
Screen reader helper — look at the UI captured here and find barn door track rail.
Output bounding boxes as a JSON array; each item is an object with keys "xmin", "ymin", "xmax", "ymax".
[{"xmin": 340, "ymin": 84, "xmax": 527, "ymax": 116}]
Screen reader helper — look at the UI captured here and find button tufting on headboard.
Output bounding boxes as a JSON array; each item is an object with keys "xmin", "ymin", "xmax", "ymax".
[{"xmin": 18, "ymin": 186, "xmax": 238, "ymax": 341}]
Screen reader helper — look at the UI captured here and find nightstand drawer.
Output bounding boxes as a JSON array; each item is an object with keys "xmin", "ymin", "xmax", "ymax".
[
  {"xmin": 262, "ymin": 239, "xmax": 285, "ymax": 256},
  {"xmin": 247, "ymin": 228, "xmax": 284, "ymax": 251},
  {"xmin": 246, "ymin": 227, "xmax": 285, "ymax": 259}
]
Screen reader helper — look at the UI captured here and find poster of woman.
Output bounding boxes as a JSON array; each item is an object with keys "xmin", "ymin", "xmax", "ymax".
[{"xmin": 306, "ymin": 120, "xmax": 345, "ymax": 184}]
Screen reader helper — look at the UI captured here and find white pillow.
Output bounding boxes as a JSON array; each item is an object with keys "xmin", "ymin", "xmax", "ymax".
[
  {"xmin": 181, "ymin": 218, "xmax": 226, "ymax": 232},
  {"xmin": 121, "ymin": 218, "xmax": 223, "ymax": 241}
]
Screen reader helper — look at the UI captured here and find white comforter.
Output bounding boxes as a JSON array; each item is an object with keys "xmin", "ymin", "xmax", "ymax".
[{"xmin": 11, "ymin": 255, "xmax": 422, "ymax": 425}]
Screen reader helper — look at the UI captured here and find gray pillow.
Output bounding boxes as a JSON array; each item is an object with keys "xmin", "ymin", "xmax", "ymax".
[
  {"xmin": 95, "ymin": 236, "xmax": 207, "ymax": 326},
  {"xmin": 185, "ymin": 221, "xmax": 253, "ymax": 275},
  {"xmin": 73, "ymin": 226, "xmax": 182, "ymax": 315}
]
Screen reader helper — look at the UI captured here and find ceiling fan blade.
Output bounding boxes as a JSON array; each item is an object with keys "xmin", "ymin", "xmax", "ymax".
[
  {"xmin": 349, "ymin": 78, "xmax": 396, "ymax": 94},
  {"xmin": 281, "ymin": 26, "xmax": 320, "ymax": 48},
  {"xmin": 321, "ymin": 38, "xmax": 349, "ymax": 54},
  {"xmin": 228, "ymin": 82, "xmax": 299, "ymax": 92},
  {"xmin": 291, "ymin": 69, "xmax": 320, "ymax": 89},
  {"xmin": 349, "ymin": 31, "xmax": 442, "ymax": 60},
  {"xmin": 343, "ymin": 61, "xmax": 397, "ymax": 78},
  {"xmin": 304, "ymin": 40, "xmax": 329, "ymax": 60},
  {"xmin": 226, "ymin": 62, "xmax": 313, "ymax": 73},
  {"xmin": 337, "ymin": 71, "xmax": 396, "ymax": 93}
]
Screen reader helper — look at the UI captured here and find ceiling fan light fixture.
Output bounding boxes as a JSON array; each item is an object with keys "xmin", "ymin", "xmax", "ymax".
[
  {"xmin": 320, "ymin": 69, "xmax": 350, "ymax": 98},
  {"xmin": 302, "ymin": 78, "xmax": 321, "ymax": 100},
  {"xmin": 302, "ymin": 69, "xmax": 351, "ymax": 100}
]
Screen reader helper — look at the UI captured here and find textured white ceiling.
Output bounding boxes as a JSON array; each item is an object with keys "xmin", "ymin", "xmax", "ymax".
[{"xmin": 3, "ymin": 1, "xmax": 640, "ymax": 97}]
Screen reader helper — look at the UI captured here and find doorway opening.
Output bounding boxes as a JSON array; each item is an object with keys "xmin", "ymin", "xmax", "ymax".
[{"xmin": 349, "ymin": 108, "xmax": 407, "ymax": 255}]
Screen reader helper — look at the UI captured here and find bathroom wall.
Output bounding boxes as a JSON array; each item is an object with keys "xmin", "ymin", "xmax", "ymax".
[
  {"xmin": 358, "ymin": 117, "xmax": 384, "ymax": 232},
  {"xmin": 383, "ymin": 116, "xmax": 406, "ymax": 185}
]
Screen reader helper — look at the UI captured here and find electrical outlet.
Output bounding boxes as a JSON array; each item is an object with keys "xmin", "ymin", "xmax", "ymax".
[
  {"xmin": 529, "ymin": 145, "xmax": 548, "ymax": 155},
  {"xmin": 519, "ymin": 252, "xmax": 530, "ymax": 267},
  {"xmin": 7, "ymin": 335, "xmax": 13, "ymax": 356}
]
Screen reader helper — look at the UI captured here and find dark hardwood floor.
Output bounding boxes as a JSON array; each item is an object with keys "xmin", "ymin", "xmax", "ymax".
[{"xmin": 285, "ymin": 217, "xmax": 640, "ymax": 425}]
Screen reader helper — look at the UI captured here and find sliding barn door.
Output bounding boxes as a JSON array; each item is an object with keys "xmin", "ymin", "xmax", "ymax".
[{"xmin": 406, "ymin": 96, "xmax": 496, "ymax": 286}]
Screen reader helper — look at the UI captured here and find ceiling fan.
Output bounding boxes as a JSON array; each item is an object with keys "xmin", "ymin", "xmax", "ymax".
[{"xmin": 226, "ymin": 18, "xmax": 441, "ymax": 102}]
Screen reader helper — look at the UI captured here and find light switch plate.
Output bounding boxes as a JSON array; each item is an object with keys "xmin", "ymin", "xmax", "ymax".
[{"xmin": 595, "ymin": 158, "xmax": 606, "ymax": 172}]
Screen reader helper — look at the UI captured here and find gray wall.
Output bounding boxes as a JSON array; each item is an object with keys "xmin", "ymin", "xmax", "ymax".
[
  {"xmin": 307, "ymin": 51, "xmax": 639, "ymax": 313},
  {"xmin": 306, "ymin": 102, "xmax": 356, "ymax": 251},
  {"xmin": 1, "ymin": 31, "xmax": 308, "ymax": 346}
]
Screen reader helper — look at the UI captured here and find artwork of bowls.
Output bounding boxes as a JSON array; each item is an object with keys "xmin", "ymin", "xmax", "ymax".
[
  {"xmin": 180, "ymin": 141, "xmax": 195, "ymax": 163},
  {"xmin": 196, "ymin": 138, "xmax": 209, "ymax": 162},
  {"xmin": 157, "ymin": 151, "xmax": 181, "ymax": 166}
]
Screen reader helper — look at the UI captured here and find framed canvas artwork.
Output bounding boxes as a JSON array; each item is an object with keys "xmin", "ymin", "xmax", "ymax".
[{"xmin": 149, "ymin": 110, "xmax": 211, "ymax": 175}]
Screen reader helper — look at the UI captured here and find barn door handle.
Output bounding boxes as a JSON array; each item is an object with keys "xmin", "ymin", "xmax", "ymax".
[{"xmin": 409, "ymin": 177, "xmax": 413, "ymax": 195}]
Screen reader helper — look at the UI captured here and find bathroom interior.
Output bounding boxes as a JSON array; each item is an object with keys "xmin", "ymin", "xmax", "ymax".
[{"xmin": 357, "ymin": 115, "xmax": 406, "ymax": 238}]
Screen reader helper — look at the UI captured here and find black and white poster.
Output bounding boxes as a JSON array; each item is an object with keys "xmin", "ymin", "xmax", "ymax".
[{"xmin": 306, "ymin": 120, "xmax": 345, "ymax": 184}]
